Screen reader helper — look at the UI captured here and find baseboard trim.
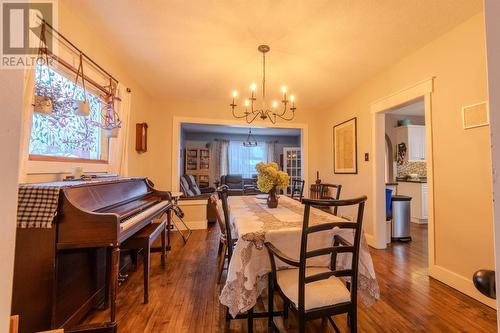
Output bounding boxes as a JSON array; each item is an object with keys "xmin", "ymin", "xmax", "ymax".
[
  {"xmin": 429, "ymin": 264, "xmax": 496, "ymax": 309},
  {"xmin": 178, "ymin": 199, "xmax": 207, "ymax": 206},
  {"xmin": 365, "ymin": 233, "xmax": 386, "ymax": 249},
  {"xmin": 175, "ymin": 219, "xmax": 207, "ymax": 230},
  {"xmin": 411, "ymin": 218, "xmax": 428, "ymax": 224}
]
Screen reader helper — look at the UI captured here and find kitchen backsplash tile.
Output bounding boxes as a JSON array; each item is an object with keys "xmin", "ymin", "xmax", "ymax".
[{"xmin": 397, "ymin": 161, "xmax": 427, "ymax": 177}]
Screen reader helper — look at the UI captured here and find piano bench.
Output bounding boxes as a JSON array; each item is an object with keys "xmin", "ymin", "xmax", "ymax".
[{"xmin": 121, "ymin": 220, "xmax": 167, "ymax": 304}]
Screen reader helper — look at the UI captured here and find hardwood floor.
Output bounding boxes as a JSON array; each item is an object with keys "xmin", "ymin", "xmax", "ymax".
[{"xmin": 86, "ymin": 224, "xmax": 497, "ymax": 332}]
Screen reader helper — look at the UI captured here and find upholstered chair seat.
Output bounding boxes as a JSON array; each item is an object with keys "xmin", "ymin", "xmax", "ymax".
[{"xmin": 276, "ymin": 267, "xmax": 351, "ymax": 311}]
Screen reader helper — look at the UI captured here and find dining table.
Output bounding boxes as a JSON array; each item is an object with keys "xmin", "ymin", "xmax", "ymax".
[{"xmin": 219, "ymin": 195, "xmax": 380, "ymax": 318}]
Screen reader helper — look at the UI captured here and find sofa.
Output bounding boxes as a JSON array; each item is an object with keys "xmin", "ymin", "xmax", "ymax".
[
  {"xmin": 220, "ymin": 174, "xmax": 244, "ymax": 195},
  {"xmin": 219, "ymin": 174, "xmax": 261, "ymax": 196}
]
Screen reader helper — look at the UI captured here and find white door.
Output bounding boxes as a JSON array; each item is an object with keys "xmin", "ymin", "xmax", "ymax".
[{"xmin": 283, "ymin": 147, "xmax": 302, "ymax": 195}]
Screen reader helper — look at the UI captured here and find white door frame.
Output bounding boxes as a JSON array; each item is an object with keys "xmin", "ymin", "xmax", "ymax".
[
  {"xmin": 485, "ymin": 0, "xmax": 500, "ymax": 319},
  {"xmin": 370, "ymin": 78, "xmax": 435, "ymax": 264},
  {"xmin": 171, "ymin": 116, "xmax": 309, "ymax": 193}
]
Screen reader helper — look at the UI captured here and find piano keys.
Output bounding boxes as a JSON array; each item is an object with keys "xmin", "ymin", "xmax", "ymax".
[
  {"xmin": 120, "ymin": 200, "xmax": 171, "ymax": 232},
  {"xmin": 11, "ymin": 177, "xmax": 172, "ymax": 333}
]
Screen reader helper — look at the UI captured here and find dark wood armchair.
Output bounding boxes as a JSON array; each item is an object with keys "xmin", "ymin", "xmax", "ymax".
[
  {"xmin": 319, "ymin": 183, "xmax": 342, "ymax": 215},
  {"xmin": 265, "ymin": 196, "xmax": 367, "ymax": 333}
]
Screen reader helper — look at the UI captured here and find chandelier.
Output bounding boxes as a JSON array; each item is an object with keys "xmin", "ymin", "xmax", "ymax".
[
  {"xmin": 242, "ymin": 128, "xmax": 258, "ymax": 147},
  {"xmin": 230, "ymin": 45, "xmax": 296, "ymax": 124}
]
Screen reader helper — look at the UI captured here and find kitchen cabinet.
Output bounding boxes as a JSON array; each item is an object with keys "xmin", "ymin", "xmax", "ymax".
[
  {"xmin": 396, "ymin": 125, "xmax": 426, "ymax": 161},
  {"xmin": 421, "ymin": 184, "xmax": 429, "ymax": 219},
  {"xmin": 397, "ymin": 181, "xmax": 428, "ymax": 223}
]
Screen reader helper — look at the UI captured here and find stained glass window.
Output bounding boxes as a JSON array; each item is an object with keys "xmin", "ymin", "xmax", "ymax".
[{"xmin": 29, "ymin": 65, "xmax": 107, "ymax": 161}]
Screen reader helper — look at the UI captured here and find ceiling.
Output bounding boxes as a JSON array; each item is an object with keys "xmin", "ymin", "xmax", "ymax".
[
  {"xmin": 390, "ymin": 99, "xmax": 425, "ymax": 117},
  {"xmin": 67, "ymin": 1, "xmax": 482, "ymax": 111},
  {"xmin": 181, "ymin": 123, "xmax": 301, "ymax": 136}
]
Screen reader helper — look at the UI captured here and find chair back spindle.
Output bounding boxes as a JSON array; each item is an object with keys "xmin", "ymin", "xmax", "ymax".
[{"xmin": 217, "ymin": 185, "xmax": 234, "ymax": 259}]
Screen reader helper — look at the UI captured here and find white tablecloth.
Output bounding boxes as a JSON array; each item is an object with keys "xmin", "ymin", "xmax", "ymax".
[{"xmin": 219, "ymin": 195, "xmax": 380, "ymax": 317}]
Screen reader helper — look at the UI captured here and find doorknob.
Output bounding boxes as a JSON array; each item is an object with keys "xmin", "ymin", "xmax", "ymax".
[{"xmin": 472, "ymin": 270, "xmax": 496, "ymax": 299}]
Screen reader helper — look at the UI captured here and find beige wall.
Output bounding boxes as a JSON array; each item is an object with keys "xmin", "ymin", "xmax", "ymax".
[
  {"xmin": 23, "ymin": 2, "xmax": 153, "ymax": 182},
  {"xmin": 57, "ymin": 1, "xmax": 152, "ymax": 179},
  {"xmin": 140, "ymin": 99, "xmax": 314, "ymax": 190},
  {"xmin": 13, "ymin": 1, "xmax": 494, "ymax": 310},
  {"xmin": 310, "ymin": 13, "xmax": 494, "ymax": 305},
  {"xmin": 24, "ymin": 3, "xmax": 317, "ymax": 190}
]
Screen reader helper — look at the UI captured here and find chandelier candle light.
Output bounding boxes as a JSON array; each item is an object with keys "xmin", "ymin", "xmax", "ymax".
[{"xmin": 230, "ymin": 45, "xmax": 296, "ymax": 124}]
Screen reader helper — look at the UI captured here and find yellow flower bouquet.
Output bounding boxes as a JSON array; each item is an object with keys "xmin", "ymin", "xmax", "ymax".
[{"xmin": 256, "ymin": 162, "xmax": 290, "ymax": 208}]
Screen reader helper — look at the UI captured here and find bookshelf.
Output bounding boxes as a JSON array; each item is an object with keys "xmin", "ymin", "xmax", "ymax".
[{"xmin": 184, "ymin": 148, "xmax": 210, "ymax": 188}]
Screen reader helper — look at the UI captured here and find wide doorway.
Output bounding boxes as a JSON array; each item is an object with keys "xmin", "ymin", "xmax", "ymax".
[
  {"xmin": 384, "ymin": 98, "xmax": 429, "ymax": 259},
  {"xmin": 172, "ymin": 120, "xmax": 307, "ymax": 195}
]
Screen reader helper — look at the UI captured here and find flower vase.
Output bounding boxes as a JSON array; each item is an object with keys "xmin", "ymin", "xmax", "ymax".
[{"xmin": 267, "ymin": 186, "xmax": 279, "ymax": 208}]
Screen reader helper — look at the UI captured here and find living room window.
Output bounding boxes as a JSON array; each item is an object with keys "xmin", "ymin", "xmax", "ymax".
[
  {"xmin": 28, "ymin": 65, "xmax": 108, "ymax": 163},
  {"xmin": 228, "ymin": 141, "xmax": 267, "ymax": 177}
]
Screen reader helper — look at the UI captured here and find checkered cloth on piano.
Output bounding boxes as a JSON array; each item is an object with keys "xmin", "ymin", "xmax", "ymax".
[{"xmin": 17, "ymin": 185, "xmax": 61, "ymax": 228}]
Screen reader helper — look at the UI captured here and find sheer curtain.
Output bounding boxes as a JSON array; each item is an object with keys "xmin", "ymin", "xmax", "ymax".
[
  {"xmin": 18, "ymin": 67, "xmax": 36, "ymax": 183},
  {"xmin": 209, "ymin": 139, "xmax": 229, "ymax": 185},
  {"xmin": 108, "ymin": 84, "xmax": 132, "ymax": 176},
  {"xmin": 229, "ymin": 141, "xmax": 267, "ymax": 177},
  {"xmin": 266, "ymin": 141, "xmax": 276, "ymax": 163},
  {"xmin": 220, "ymin": 140, "xmax": 229, "ymax": 176}
]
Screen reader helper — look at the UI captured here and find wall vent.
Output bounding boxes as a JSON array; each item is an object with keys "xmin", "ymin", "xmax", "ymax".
[{"xmin": 462, "ymin": 101, "xmax": 489, "ymax": 129}]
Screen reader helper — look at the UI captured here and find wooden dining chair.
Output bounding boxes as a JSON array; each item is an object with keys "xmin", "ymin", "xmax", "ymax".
[
  {"xmin": 290, "ymin": 179, "xmax": 305, "ymax": 201},
  {"xmin": 265, "ymin": 195, "xmax": 367, "ymax": 333},
  {"xmin": 319, "ymin": 183, "xmax": 342, "ymax": 215},
  {"xmin": 214, "ymin": 186, "xmax": 237, "ymax": 284},
  {"xmin": 216, "ymin": 186, "xmax": 256, "ymax": 332}
]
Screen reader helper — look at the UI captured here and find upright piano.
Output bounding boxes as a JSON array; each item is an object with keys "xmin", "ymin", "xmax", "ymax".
[{"xmin": 11, "ymin": 177, "xmax": 172, "ymax": 333}]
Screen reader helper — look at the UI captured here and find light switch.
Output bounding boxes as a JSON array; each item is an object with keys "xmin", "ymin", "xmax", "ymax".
[{"xmin": 364, "ymin": 153, "xmax": 369, "ymax": 161}]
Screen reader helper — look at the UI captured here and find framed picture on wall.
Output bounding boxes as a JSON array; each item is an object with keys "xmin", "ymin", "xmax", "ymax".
[{"xmin": 333, "ymin": 117, "xmax": 358, "ymax": 174}]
